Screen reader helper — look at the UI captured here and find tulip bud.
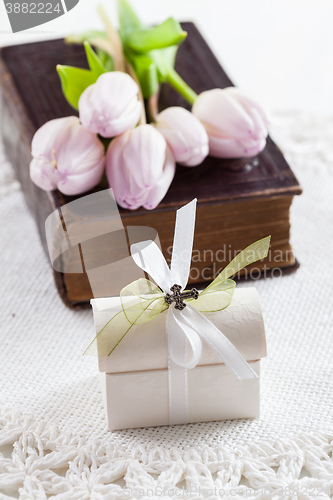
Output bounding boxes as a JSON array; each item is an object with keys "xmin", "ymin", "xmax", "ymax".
[
  {"xmin": 192, "ymin": 87, "xmax": 269, "ymax": 158},
  {"xmin": 30, "ymin": 116, "xmax": 105, "ymax": 195},
  {"xmin": 154, "ymin": 107, "xmax": 209, "ymax": 166},
  {"xmin": 79, "ymin": 72, "xmax": 142, "ymax": 138},
  {"xmin": 106, "ymin": 124, "xmax": 176, "ymax": 210}
]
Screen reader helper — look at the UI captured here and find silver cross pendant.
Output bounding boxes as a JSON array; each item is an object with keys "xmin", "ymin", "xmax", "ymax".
[{"xmin": 164, "ymin": 284, "xmax": 199, "ymax": 310}]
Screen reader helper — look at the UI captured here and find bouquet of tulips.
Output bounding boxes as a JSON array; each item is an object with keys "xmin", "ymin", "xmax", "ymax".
[{"xmin": 30, "ymin": 0, "xmax": 268, "ymax": 210}]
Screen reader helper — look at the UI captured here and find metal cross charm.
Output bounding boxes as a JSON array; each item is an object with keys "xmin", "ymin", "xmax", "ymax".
[{"xmin": 164, "ymin": 284, "xmax": 199, "ymax": 310}]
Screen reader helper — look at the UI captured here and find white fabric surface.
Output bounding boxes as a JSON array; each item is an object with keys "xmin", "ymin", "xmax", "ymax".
[{"xmin": 1, "ymin": 112, "xmax": 333, "ymax": 498}]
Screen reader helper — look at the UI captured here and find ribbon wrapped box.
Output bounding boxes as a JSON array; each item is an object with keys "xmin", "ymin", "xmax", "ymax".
[
  {"xmin": 88, "ymin": 199, "xmax": 270, "ymax": 431},
  {"xmin": 92, "ymin": 288, "xmax": 266, "ymax": 430}
]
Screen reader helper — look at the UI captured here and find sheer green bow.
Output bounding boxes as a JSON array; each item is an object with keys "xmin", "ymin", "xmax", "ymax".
[{"xmin": 85, "ymin": 236, "xmax": 271, "ymax": 357}]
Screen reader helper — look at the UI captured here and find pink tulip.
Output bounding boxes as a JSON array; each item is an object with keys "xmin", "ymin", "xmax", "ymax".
[
  {"xmin": 154, "ymin": 107, "xmax": 209, "ymax": 166},
  {"xmin": 79, "ymin": 72, "xmax": 142, "ymax": 138},
  {"xmin": 192, "ymin": 87, "xmax": 269, "ymax": 158},
  {"xmin": 106, "ymin": 125, "xmax": 175, "ymax": 210},
  {"xmin": 30, "ymin": 116, "xmax": 105, "ymax": 195}
]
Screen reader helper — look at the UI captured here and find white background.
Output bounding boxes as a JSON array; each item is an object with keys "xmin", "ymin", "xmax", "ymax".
[{"xmin": 0, "ymin": 0, "xmax": 332, "ymax": 115}]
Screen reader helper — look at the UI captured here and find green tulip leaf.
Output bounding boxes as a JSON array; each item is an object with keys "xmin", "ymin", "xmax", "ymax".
[
  {"xmin": 117, "ymin": 1, "xmax": 187, "ymax": 98},
  {"xmin": 56, "ymin": 65, "xmax": 98, "ymax": 110},
  {"xmin": 118, "ymin": 0, "xmax": 143, "ymax": 39},
  {"xmin": 126, "ymin": 51, "xmax": 159, "ymax": 99},
  {"xmin": 65, "ymin": 30, "xmax": 108, "ymax": 45},
  {"xmin": 147, "ymin": 46, "xmax": 179, "ymax": 82},
  {"xmin": 96, "ymin": 48, "xmax": 115, "ymax": 72},
  {"xmin": 159, "ymin": 45, "xmax": 178, "ymax": 71},
  {"xmin": 124, "ymin": 17, "xmax": 187, "ymax": 53},
  {"xmin": 84, "ymin": 41, "xmax": 108, "ymax": 76}
]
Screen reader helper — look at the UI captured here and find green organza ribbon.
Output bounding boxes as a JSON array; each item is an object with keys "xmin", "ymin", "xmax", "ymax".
[{"xmin": 85, "ymin": 236, "xmax": 271, "ymax": 357}]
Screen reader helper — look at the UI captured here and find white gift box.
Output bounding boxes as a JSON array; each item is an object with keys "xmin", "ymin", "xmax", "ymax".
[{"xmin": 91, "ymin": 287, "xmax": 266, "ymax": 431}]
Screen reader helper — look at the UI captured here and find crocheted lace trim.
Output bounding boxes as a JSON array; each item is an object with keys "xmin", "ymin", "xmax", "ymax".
[{"xmin": 1, "ymin": 406, "xmax": 332, "ymax": 499}]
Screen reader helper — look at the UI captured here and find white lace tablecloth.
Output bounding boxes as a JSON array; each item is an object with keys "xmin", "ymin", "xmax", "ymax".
[{"xmin": 1, "ymin": 113, "xmax": 333, "ymax": 499}]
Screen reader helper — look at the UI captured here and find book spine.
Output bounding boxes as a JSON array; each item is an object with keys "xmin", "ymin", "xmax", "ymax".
[{"xmin": 0, "ymin": 55, "xmax": 71, "ymax": 306}]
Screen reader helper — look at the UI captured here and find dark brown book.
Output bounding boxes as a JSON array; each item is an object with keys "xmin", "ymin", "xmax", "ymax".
[{"xmin": 0, "ymin": 23, "xmax": 302, "ymax": 308}]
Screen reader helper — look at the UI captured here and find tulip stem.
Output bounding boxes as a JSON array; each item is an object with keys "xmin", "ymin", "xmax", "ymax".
[
  {"xmin": 98, "ymin": 5, "xmax": 126, "ymax": 72},
  {"xmin": 165, "ymin": 67, "xmax": 198, "ymax": 106},
  {"xmin": 147, "ymin": 92, "xmax": 159, "ymax": 122},
  {"xmin": 125, "ymin": 60, "xmax": 147, "ymax": 124}
]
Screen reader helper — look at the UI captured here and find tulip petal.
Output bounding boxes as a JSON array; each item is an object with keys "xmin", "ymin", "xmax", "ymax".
[
  {"xmin": 106, "ymin": 125, "xmax": 175, "ymax": 210},
  {"xmin": 106, "ymin": 130, "xmax": 152, "ymax": 210},
  {"xmin": 143, "ymin": 147, "xmax": 176, "ymax": 210},
  {"xmin": 192, "ymin": 89, "xmax": 254, "ymax": 139},
  {"xmin": 79, "ymin": 72, "xmax": 142, "ymax": 137},
  {"xmin": 224, "ymin": 87, "xmax": 269, "ymax": 128},
  {"xmin": 59, "ymin": 161, "xmax": 105, "ymax": 195},
  {"xmin": 30, "ymin": 158, "xmax": 57, "ymax": 191},
  {"xmin": 122, "ymin": 125, "xmax": 167, "ymax": 188},
  {"xmin": 105, "ymin": 132, "xmax": 130, "ymax": 204},
  {"xmin": 192, "ymin": 88, "xmax": 268, "ymax": 159},
  {"xmin": 247, "ymin": 106, "xmax": 268, "ymax": 139},
  {"xmin": 31, "ymin": 116, "xmax": 79, "ymax": 160},
  {"xmin": 208, "ymin": 136, "xmax": 247, "ymax": 158},
  {"xmin": 155, "ymin": 107, "xmax": 208, "ymax": 166},
  {"xmin": 183, "ymin": 143, "xmax": 209, "ymax": 166},
  {"xmin": 30, "ymin": 116, "xmax": 105, "ymax": 195},
  {"xmin": 56, "ymin": 121, "xmax": 105, "ymax": 174},
  {"xmin": 209, "ymin": 135, "xmax": 266, "ymax": 158}
]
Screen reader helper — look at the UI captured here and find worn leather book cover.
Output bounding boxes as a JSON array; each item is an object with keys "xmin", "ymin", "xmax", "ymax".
[{"xmin": 0, "ymin": 23, "xmax": 302, "ymax": 308}]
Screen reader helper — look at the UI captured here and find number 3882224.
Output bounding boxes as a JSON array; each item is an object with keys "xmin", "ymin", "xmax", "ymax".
[{"xmin": 5, "ymin": 3, "xmax": 62, "ymax": 14}]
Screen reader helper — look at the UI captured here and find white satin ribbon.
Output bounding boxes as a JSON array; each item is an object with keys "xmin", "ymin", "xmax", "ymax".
[{"xmin": 131, "ymin": 199, "xmax": 257, "ymax": 425}]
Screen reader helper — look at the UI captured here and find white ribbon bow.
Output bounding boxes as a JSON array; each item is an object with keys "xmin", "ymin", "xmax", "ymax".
[{"xmin": 131, "ymin": 199, "xmax": 257, "ymax": 425}]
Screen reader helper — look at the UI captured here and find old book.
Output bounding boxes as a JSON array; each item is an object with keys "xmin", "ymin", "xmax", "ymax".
[{"xmin": 0, "ymin": 23, "xmax": 302, "ymax": 309}]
